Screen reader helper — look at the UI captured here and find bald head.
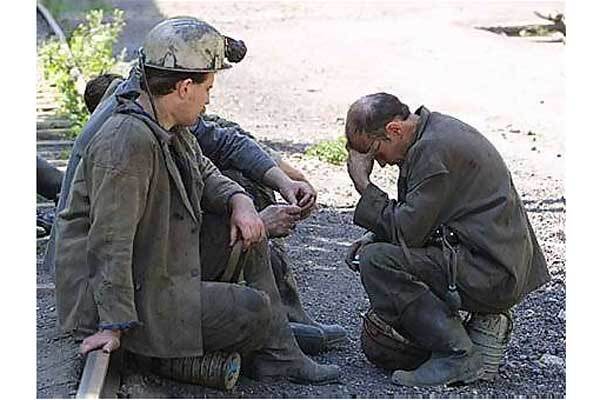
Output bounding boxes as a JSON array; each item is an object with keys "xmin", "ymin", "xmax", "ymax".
[{"xmin": 345, "ymin": 93, "xmax": 410, "ymax": 141}]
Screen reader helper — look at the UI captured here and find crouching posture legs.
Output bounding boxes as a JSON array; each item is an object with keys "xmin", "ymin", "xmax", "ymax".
[{"xmin": 358, "ymin": 242, "xmax": 483, "ymax": 387}]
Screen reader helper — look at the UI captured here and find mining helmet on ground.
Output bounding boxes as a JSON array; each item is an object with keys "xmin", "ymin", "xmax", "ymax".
[
  {"xmin": 141, "ymin": 16, "xmax": 231, "ymax": 73},
  {"xmin": 360, "ymin": 308, "xmax": 430, "ymax": 371}
]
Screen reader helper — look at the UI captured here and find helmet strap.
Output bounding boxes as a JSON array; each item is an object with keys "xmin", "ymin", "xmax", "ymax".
[{"xmin": 138, "ymin": 48, "xmax": 162, "ymax": 130}]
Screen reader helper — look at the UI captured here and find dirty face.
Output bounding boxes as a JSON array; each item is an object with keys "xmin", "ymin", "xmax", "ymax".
[{"xmin": 178, "ymin": 72, "xmax": 215, "ymax": 126}]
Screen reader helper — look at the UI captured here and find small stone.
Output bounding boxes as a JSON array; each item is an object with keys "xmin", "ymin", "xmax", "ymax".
[
  {"xmin": 537, "ymin": 353, "xmax": 565, "ymax": 369},
  {"xmin": 531, "ymin": 146, "xmax": 537, "ymax": 151},
  {"xmin": 558, "ymin": 309, "xmax": 566, "ymax": 321}
]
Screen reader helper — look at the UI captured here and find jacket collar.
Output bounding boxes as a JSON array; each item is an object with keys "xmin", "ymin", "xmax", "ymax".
[
  {"xmin": 114, "ymin": 88, "xmax": 199, "ymax": 223},
  {"xmin": 411, "ymin": 105, "xmax": 431, "ymax": 147}
]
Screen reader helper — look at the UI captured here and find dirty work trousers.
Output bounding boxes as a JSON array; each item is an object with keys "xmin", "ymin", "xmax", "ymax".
[
  {"xmin": 359, "ymin": 241, "xmax": 505, "ymax": 330},
  {"xmin": 37, "ymin": 156, "xmax": 63, "ymax": 202},
  {"xmin": 198, "ymin": 169, "xmax": 298, "ymax": 353},
  {"xmin": 198, "ymin": 240, "xmax": 276, "ymax": 354},
  {"xmin": 210, "ymin": 169, "xmax": 312, "ymax": 324}
]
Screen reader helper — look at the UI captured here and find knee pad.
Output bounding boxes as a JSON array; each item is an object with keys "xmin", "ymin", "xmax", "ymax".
[{"xmin": 360, "ymin": 308, "xmax": 430, "ymax": 371}]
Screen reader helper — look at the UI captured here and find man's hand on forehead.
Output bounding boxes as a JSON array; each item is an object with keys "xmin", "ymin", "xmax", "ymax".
[{"xmin": 346, "ymin": 145, "xmax": 376, "ymax": 194}]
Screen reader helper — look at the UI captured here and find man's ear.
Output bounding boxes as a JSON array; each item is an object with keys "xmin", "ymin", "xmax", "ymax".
[
  {"xmin": 385, "ymin": 119, "xmax": 403, "ymax": 137},
  {"xmin": 176, "ymin": 79, "xmax": 193, "ymax": 98}
]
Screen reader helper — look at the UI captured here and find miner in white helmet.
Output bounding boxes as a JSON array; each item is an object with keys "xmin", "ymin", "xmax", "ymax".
[{"xmin": 54, "ymin": 17, "xmax": 340, "ymax": 386}]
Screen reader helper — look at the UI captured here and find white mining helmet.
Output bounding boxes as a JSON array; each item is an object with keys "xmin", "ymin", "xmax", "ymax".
[{"xmin": 141, "ymin": 16, "xmax": 231, "ymax": 73}]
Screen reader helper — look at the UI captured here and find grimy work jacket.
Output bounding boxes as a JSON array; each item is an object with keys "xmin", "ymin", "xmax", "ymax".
[
  {"xmin": 43, "ymin": 67, "xmax": 276, "ymax": 273},
  {"xmin": 54, "ymin": 95, "xmax": 245, "ymax": 358},
  {"xmin": 354, "ymin": 106, "xmax": 550, "ymax": 312}
]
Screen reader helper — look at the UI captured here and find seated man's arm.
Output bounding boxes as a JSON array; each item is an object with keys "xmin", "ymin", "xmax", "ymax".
[
  {"xmin": 195, "ymin": 145, "xmax": 248, "ymax": 215},
  {"xmin": 353, "ymin": 144, "xmax": 452, "ymax": 248},
  {"xmin": 193, "ymin": 117, "xmax": 317, "ymax": 212},
  {"xmin": 191, "ymin": 118, "xmax": 277, "ymax": 182}
]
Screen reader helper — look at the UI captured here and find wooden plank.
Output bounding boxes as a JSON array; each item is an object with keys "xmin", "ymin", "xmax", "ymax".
[
  {"xmin": 37, "ymin": 140, "xmax": 74, "ymax": 148},
  {"xmin": 38, "ymin": 128, "xmax": 71, "ymax": 140},
  {"xmin": 37, "ymin": 119, "xmax": 72, "ymax": 130},
  {"xmin": 37, "ymin": 128, "xmax": 71, "ymax": 140}
]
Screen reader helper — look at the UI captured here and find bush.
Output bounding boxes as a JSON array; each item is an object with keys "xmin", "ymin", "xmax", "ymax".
[
  {"xmin": 39, "ymin": 8, "xmax": 125, "ymax": 137},
  {"xmin": 305, "ymin": 136, "xmax": 348, "ymax": 166}
]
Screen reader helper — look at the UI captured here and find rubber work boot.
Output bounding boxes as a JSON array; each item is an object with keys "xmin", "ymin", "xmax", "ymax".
[
  {"xmin": 290, "ymin": 322, "xmax": 347, "ymax": 356},
  {"xmin": 270, "ymin": 239, "xmax": 348, "ymax": 354},
  {"xmin": 391, "ymin": 293, "xmax": 483, "ymax": 387},
  {"xmin": 465, "ymin": 311, "xmax": 513, "ymax": 381},
  {"xmin": 241, "ymin": 241, "xmax": 341, "ymax": 384}
]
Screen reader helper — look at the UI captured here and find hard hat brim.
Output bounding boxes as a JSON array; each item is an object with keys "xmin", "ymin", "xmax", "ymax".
[{"xmin": 143, "ymin": 62, "xmax": 232, "ymax": 74}]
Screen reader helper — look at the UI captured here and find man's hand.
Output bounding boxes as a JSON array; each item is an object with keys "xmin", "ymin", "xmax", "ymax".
[
  {"xmin": 279, "ymin": 180, "xmax": 317, "ymax": 213},
  {"xmin": 230, "ymin": 193, "xmax": 266, "ymax": 250},
  {"xmin": 263, "ymin": 166, "xmax": 317, "ymax": 216},
  {"xmin": 345, "ymin": 232, "xmax": 376, "ymax": 272},
  {"xmin": 347, "ymin": 146, "xmax": 377, "ymax": 194},
  {"xmin": 80, "ymin": 329, "xmax": 121, "ymax": 355},
  {"xmin": 260, "ymin": 204, "xmax": 302, "ymax": 238}
]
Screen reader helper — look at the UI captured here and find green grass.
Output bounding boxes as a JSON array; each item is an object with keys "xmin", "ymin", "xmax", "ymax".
[{"xmin": 305, "ymin": 136, "xmax": 348, "ymax": 166}]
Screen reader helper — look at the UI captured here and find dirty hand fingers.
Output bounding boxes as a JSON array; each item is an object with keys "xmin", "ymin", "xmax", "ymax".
[
  {"xmin": 229, "ymin": 224, "xmax": 239, "ymax": 247},
  {"xmin": 345, "ymin": 241, "xmax": 362, "ymax": 270},
  {"xmin": 283, "ymin": 204, "xmax": 303, "ymax": 215},
  {"xmin": 298, "ymin": 191, "xmax": 313, "ymax": 208},
  {"xmin": 102, "ymin": 337, "xmax": 120, "ymax": 353},
  {"xmin": 80, "ymin": 335, "xmax": 106, "ymax": 355},
  {"xmin": 239, "ymin": 223, "xmax": 252, "ymax": 250},
  {"xmin": 282, "ymin": 188, "xmax": 299, "ymax": 206},
  {"xmin": 80, "ymin": 340, "xmax": 95, "ymax": 355}
]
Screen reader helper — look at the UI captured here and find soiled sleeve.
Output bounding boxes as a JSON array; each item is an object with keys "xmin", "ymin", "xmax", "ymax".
[
  {"xmin": 191, "ymin": 118, "xmax": 277, "ymax": 181},
  {"xmin": 353, "ymin": 141, "xmax": 451, "ymax": 247},
  {"xmin": 84, "ymin": 116, "xmax": 154, "ymax": 330}
]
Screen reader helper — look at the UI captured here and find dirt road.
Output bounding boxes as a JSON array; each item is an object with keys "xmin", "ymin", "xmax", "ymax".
[{"xmin": 37, "ymin": 1, "xmax": 565, "ymax": 397}]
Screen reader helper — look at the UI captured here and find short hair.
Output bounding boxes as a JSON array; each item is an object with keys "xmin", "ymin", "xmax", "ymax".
[
  {"xmin": 140, "ymin": 67, "xmax": 209, "ymax": 97},
  {"xmin": 84, "ymin": 73, "xmax": 124, "ymax": 113},
  {"xmin": 345, "ymin": 93, "xmax": 410, "ymax": 139}
]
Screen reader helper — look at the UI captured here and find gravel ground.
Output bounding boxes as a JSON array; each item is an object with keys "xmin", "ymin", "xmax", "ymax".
[{"xmin": 36, "ymin": 1, "xmax": 566, "ymax": 398}]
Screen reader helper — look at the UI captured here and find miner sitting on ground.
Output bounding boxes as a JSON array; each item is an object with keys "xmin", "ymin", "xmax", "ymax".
[
  {"xmin": 343, "ymin": 93, "xmax": 550, "ymax": 387},
  {"xmin": 51, "ymin": 50, "xmax": 347, "ymax": 354},
  {"xmin": 54, "ymin": 16, "xmax": 340, "ymax": 385}
]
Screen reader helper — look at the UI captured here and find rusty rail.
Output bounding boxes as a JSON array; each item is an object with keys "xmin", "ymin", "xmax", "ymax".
[
  {"xmin": 76, "ymin": 351, "xmax": 110, "ymax": 398},
  {"xmin": 75, "ymin": 349, "xmax": 122, "ymax": 398}
]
